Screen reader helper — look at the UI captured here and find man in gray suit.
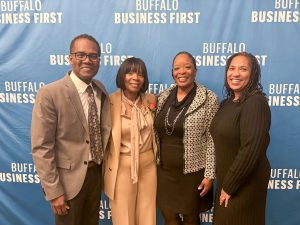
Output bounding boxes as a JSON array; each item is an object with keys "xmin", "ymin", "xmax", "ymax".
[{"xmin": 31, "ymin": 34, "xmax": 111, "ymax": 225}]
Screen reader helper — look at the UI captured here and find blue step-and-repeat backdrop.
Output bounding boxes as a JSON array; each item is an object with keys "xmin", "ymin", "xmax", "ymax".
[{"xmin": 0, "ymin": 0, "xmax": 299, "ymax": 224}]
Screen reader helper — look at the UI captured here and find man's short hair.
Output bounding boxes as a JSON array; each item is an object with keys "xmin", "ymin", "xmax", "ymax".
[{"xmin": 70, "ymin": 34, "xmax": 101, "ymax": 55}]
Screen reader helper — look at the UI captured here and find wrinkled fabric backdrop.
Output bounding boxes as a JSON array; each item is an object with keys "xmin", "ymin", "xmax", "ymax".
[{"xmin": 0, "ymin": 0, "xmax": 299, "ymax": 224}]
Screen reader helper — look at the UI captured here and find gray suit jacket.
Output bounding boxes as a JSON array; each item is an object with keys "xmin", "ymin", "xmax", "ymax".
[{"xmin": 31, "ymin": 73, "xmax": 111, "ymax": 201}]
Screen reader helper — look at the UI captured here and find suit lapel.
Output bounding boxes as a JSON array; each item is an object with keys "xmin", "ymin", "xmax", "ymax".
[
  {"xmin": 141, "ymin": 93, "xmax": 153, "ymax": 123},
  {"xmin": 63, "ymin": 74, "xmax": 89, "ymax": 134},
  {"xmin": 185, "ymin": 83, "xmax": 207, "ymax": 116},
  {"xmin": 110, "ymin": 91, "xmax": 122, "ymax": 155},
  {"xmin": 141, "ymin": 93, "xmax": 158, "ymax": 157}
]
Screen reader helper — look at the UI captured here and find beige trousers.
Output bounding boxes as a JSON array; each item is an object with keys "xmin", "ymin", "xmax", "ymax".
[{"xmin": 110, "ymin": 150, "xmax": 157, "ymax": 225}]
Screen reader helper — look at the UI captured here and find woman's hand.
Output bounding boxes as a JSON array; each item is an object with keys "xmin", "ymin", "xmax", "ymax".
[
  {"xmin": 198, "ymin": 178, "xmax": 212, "ymax": 197},
  {"xmin": 219, "ymin": 189, "xmax": 231, "ymax": 207}
]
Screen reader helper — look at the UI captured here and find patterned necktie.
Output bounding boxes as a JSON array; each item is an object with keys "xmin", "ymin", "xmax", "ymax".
[{"xmin": 86, "ymin": 85, "xmax": 103, "ymax": 164}]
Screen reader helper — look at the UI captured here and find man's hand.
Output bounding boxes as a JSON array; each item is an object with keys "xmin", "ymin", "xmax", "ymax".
[{"xmin": 50, "ymin": 195, "xmax": 70, "ymax": 215}]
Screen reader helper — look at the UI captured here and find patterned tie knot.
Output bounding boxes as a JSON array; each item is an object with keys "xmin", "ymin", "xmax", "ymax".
[{"xmin": 86, "ymin": 85, "xmax": 93, "ymax": 95}]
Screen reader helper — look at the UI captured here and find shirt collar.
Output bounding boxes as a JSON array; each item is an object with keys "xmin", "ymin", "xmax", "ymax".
[{"xmin": 70, "ymin": 71, "xmax": 91, "ymax": 94}]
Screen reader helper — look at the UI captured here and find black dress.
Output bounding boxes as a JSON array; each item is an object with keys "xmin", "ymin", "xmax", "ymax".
[
  {"xmin": 210, "ymin": 93, "xmax": 271, "ymax": 225},
  {"xmin": 155, "ymin": 86, "xmax": 212, "ymax": 214}
]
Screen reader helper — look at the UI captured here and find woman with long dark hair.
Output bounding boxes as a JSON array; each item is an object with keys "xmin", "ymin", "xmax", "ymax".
[{"xmin": 211, "ymin": 52, "xmax": 271, "ymax": 225}]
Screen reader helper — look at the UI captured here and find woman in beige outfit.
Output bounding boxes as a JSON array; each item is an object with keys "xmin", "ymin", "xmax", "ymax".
[{"xmin": 104, "ymin": 57, "xmax": 157, "ymax": 225}]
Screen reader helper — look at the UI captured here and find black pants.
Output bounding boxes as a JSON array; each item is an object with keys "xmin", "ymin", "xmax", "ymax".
[{"xmin": 55, "ymin": 165, "xmax": 102, "ymax": 225}]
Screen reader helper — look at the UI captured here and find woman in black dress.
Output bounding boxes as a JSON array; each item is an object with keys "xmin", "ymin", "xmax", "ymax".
[
  {"xmin": 210, "ymin": 52, "xmax": 271, "ymax": 225},
  {"xmin": 155, "ymin": 51, "xmax": 219, "ymax": 225}
]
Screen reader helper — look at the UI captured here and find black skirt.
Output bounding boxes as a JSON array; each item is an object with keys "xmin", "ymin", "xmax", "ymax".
[{"xmin": 156, "ymin": 137, "xmax": 213, "ymax": 214}]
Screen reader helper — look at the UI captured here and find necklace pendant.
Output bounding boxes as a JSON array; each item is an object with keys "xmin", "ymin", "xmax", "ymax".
[{"xmin": 164, "ymin": 106, "xmax": 185, "ymax": 136}]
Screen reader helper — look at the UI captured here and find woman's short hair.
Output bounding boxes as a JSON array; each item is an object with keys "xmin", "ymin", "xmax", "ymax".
[
  {"xmin": 172, "ymin": 51, "xmax": 197, "ymax": 71},
  {"xmin": 116, "ymin": 57, "xmax": 149, "ymax": 93},
  {"xmin": 224, "ymin": 52, "xmax": 263, "ymax": 102}
]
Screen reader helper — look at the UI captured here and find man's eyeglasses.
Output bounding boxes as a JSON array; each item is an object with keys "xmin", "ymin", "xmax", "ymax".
[{"xmin": 70, "ymin": 52, "xmax": 100, "ymax": 62}]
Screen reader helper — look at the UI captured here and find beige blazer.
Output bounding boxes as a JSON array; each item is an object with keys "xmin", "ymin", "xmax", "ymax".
[
  {"xmin": 31, "ymin": 73, "xmax": 111, "ymax": 201},
  {"xmin": 103, "ymin": 90, "xmax": 157, "ymax": 200}
]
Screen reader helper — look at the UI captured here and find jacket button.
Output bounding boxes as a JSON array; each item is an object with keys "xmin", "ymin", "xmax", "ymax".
[{"xmin": 86, "ymin": 140, "xmax": 89, "ymax": 144}]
